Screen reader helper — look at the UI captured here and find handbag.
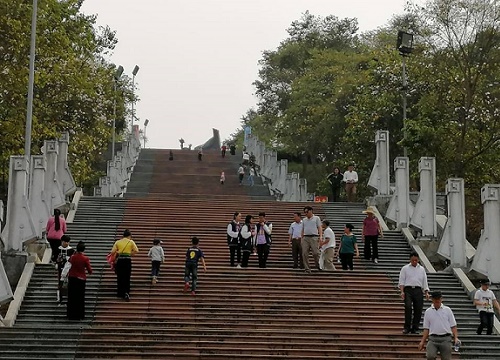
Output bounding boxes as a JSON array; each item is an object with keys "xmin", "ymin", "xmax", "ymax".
[{"xmin": 60, "ymin": 260, "xmax": 72, "ymax": 280}]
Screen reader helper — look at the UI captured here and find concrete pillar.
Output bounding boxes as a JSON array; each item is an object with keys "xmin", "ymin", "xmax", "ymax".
[
  {"xmin": 387, "ymin": 157, "xmax": 412, "ymax": 228},
  {"xmin": 410, "ymin": 157, "xmax": 437, "ymax": 238},
  {"xmin": 99, "ymin": 176, "xmax": 111, "ymax": 197},
  {"xmin": 1, "ymin": 157, "xmax": 37, "ymax": 251},
  {"xmin": 472, "ymin": 185, "xmax": 500, "ymax": 282},
  {"xmin": 57, "ymin": 132, "xmax": 77, "ymax": 196},
  {"xmin": 28, "ymin": 156, "xmax": 50, "ymax": 238},
  {"xmin": 368, "ymin": 130, "xmax": 390, "ymax": 195},
  {"xmin": 43, "ymin": 140, "xmax": 65, "ymax": 211},
  {"xmin": 107, "ymin": 160, "xmax": 119, "ymax": 197},
  {"xmin": 438, "ymin": 179, "xmax": 467, "ymax": 267},
  {"xmin": 290, "ymin": 173, "xmax": 299, "ymax": 202}
]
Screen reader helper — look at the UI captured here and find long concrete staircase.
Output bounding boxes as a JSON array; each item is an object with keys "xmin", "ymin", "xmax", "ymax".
[{"xmin": 1, "ymin": 148, "xmax": 499, "ymax": 359}]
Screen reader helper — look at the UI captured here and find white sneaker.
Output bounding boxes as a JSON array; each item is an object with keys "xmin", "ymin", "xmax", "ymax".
[
  {"xmin": 236, "ymin": 264, "xmax": 241, "ymax": 268},
  {"xmin": 374, "ymin": 258, "xmax": 379, "ymax": 264}
]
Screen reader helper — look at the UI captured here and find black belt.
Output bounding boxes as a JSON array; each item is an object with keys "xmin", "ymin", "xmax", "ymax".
[
  {"xmin": 304, "ymin": 235, "xmax": 317, "ymax": 237},
  {"xmin": 430, "ymin": 334, "xmax": 451, "ymax": 337},
  {"xmin": 292, "ymin": 238, "xmax": 301, "ymax": 240},
  {"xmin": 404, "ymin": 286, "xmax": 421, "ymax": 289}
]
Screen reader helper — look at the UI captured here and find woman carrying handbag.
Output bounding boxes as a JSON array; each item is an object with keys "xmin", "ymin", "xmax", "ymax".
[{"xmin": 111, "ymin": 229, "xmax": 139, "ymax": 300}]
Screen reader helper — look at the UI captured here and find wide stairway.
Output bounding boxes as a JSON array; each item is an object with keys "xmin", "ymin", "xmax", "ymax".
[{"xmin": 1, "ymin": 148, "xmax": 499, "ymax": 359}]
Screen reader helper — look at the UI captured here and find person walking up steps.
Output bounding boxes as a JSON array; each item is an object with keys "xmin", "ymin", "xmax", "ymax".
[
  {"xmin": 238, "ymin": 164, "xmax": 245, "ymax": 185},
  {"xmin": 288, "ymin": 212, "xmax": 303, "ymax": 269},
  {"xmin": 111, "ymin": 229, "xmax": 139, "ymax": 301},
  {"xmin": 148, "ymin": 239, "xmax": 165, "ymax": 284},
  {"xmin": 56, "ymin": 235, "xmax": 74, "ymax": 305},
  {"xmin": 183, "ymin": 237, "xmax": 207, "ymax": 296}
]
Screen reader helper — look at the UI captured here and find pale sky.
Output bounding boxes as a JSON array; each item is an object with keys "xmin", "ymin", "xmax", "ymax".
[{"xmin": 80, "ymin": 0, "xmax": 417, "ymax": 149}]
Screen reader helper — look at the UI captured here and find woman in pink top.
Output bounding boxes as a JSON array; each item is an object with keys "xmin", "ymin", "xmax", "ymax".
[
  {"xmin": 362, "ymin": 207, "xmax": 383, "ymax": 264},
  {"xmin": 46, "ymin": 209, "xmax": 67, "ymax": 262}
]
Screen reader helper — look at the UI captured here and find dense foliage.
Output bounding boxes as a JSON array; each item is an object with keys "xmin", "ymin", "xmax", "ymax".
[
  {"xmin": 230, "ymin": 1, "xmax": 500, "ymax": 243},
  {"xmin": 0, "ymin": 0, "xmax": 134, "ymax": 197}
]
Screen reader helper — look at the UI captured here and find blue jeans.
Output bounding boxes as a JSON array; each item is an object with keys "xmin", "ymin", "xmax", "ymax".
[
  {"xmin": 151, "ymin": 260, "xmax": 161, "ymax": 277},
  {"xmin": 184, "ymin": 263, "xmax": 198, "ymax": 291}
]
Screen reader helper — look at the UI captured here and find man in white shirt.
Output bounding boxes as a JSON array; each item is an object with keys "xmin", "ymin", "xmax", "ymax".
[
  {"xmin": 288, "ymin": 212, "xmax": 303, "ymax": 269},
  {"xmin": 399, "ymin": 251, "xmax": 430, "ymax": 334},
  {"xmin": 343, "ymin": 164, "xmax": 358, "ymax": 202},
  {"xmin": 419, "ymin": 291, "xmax": 459, "ymax": 360},
  {"xmin": 301, "ymin": 206, "xmax": 322, "ymax": 273},
  {"xmin": 238, "ymin": 165, "xmax": 245, "ymax": 185},
  {"xmin": 474, "ymin": 279, "xmax": 500, "ymax": 335},
  {"xmin": 319, "ymin": 220, "xmax": 336, "ymax": 271}
]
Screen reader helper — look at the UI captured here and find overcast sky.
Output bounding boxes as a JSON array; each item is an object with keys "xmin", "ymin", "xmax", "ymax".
[{"xmin": 80, "ymin": 0, "xmax": 420, "ymax": 149}]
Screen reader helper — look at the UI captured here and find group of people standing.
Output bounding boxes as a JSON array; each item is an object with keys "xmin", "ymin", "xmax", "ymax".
[
  {"xmin": 227, "ymin": 212, "xmax": 273, "ymax": 268},
  {"xmin": 326, "ymin": 164, "xmax": 359, "ymax": 202}
]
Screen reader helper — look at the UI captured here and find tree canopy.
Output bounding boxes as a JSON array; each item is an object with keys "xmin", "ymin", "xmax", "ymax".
[
  {"xmin": 0, "ymin": 0, "xmax": 134, "ymax": 197},
  {"xmin": 231, "ymin": 1, "xmax": 500, "ymax": 242}
]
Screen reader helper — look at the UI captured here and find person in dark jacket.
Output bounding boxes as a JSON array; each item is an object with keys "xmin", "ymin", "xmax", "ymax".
[
  {"xmin": 254, "ymin": 212, "xmax": 272, "ymax": 268},
  {"xmin": 327, "ymin": 167, "xmax": 343, "ymax": 202},
  {"xmin": 226, "ymin": 212, "xmax": 242, "ymax": 267},
  {"xmin": 239, "ymin": 215, "xmax": 255, "ymax": 268},
  {"xmin": 67, "ymin": 241, "xmax": 92, "ymax": 320}
]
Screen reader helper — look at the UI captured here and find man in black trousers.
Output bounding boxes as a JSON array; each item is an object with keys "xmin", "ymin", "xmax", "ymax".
[{"xmin": 399, "ymin": 251, "xmax": 430, "ymax": 334}]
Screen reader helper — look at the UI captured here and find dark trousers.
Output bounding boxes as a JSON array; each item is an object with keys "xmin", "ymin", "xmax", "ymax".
[
  {"xmin": 239, "ymin": 174, "xmax": 244, "ymax": 184},
  {"xmin": 478, "ymin": 311, "xmax": 494, "ymax": 335},
  {"xmin": 67, "ymin": 277, "xmax": 86, "ymax": 320},
  {"xmin": 241, "ymin": 250, "xmax": 251, "ymax": 267},
  {"xmin": 151, "ymin": 260, "xmax": 161, "ymax": 277},
  {"xmin": 221, "ymin": 150, "xmax": 226, "ymax": 158},
  {"xmin": 184, "ymin": 263, "xmax": 198, "ymax": 291},
  {"xmin": 364, "ymin": 235, "xmax": 379, "ymax": 260},
  {"xmin": 256, "ymin": 244, "xmax": 270, "ymax": 268},
  {"xmin": 48, "ymin": 238, "xmax": 61, "ymax": 262},
  {"xmin": 115, "ymin": 257, "xmax": 132, "ymax": 298},
  {"xmin": 57, "ymin": 264, "xmax": 67, "ymax": 303},
  {"xmin": 229, "ymin": 244, "xmax": 241, "ymax": 266},
  {"xmin": 340, "ymin": 253, "xmax": 354, "ymax": 270},
  {"xmin": 291, "ymin": 238, "xmax": 303, "ymax": 268},
  {"xmin": 331, "ymin": 187, "xmax": 341, "ymax": 202},
  {"xmin": 404, "ymin": 287, "xmax": 424, "ymax": 331}
]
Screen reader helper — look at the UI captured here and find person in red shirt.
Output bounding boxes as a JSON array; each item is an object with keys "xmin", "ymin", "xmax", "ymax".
[
  {"xmin": 221, "ymin": 144, "xmax": 227, "ymax": 158},
  {"xmin": 362, "ymin": 207, "xmax": 383, "ymax": 264},
  {"xmin": 67, "ymin": 241, "xmax": 92, "ymax": 320}
]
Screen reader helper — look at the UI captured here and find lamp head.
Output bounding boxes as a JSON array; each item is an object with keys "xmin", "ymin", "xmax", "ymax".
[
  {"xmin": 114, "ymin": 65, "xmax": 124, "ymax": 80},
  {"xmin": 132, "ymin": 65, "xmax": 140, "ymax": 76},
  {"xmin": 144, "ymin": 119, "xmax": 149, "ymax": 126},
  {"xmin": 397, "ymin": 30, "xmax": 414, "ymax": 55}
]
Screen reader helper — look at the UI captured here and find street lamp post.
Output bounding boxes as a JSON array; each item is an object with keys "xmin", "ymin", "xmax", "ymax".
[
  {"xmin": 24, "ymin": 0, "xmax": 39, "ymax": 160},
  {"xmin": 397, "ymin": 30, "xmax": 414, "ymax": 158},
  {"xmin": 112, "ymin": 65, "xmax": 124, "ymax": 160},
  {"xmin": 131, "ymin": 65, "xmax": 140, "ymax": 136},
  {"xmin": 143, "ymin": 119, "xmax": 149, "ymax": 148}
]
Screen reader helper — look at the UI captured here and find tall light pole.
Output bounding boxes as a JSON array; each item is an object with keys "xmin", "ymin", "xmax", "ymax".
[
  {"xmin": 131, "ymin": 65, "xmax": 140, "ymax": 136},
  {"xmin": 112, "ymin": 65, "xmax": 124, "ymax": 160},
  {"xmin": 397, "ymin": 30, "xmax": 414, "ymax": 158},
  {"xmin": 143, "ymin": 119, "xmax": 149, "ymax": 148},
  {"xmin": 24, "ymin": 0, "xmax": 39, "ymax": 160}
]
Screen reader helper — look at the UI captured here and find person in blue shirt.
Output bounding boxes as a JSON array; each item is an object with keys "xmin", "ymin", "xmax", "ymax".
[{"xmin": 183, "ymin": 237, "xmax": 207, "ymax": 295}]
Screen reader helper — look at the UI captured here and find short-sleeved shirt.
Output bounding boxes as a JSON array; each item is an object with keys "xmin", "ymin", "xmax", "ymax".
[
  {"xmin": 303, "ymin": 215, "xmax": 321, "ymax": 236},
  {"xmin": 112, "ymin": 238, "xmax": 139, "ymax": 256},
  {"xmin": 363, "ymin": 216, "xmax": 379, "ymax": 236},
  {"xmin": 475, "ymin": 288, "xmax": 497, "ymax": 313},
  {"xmin": 288, "ymin": 221, "xmax": 303, "ymax": 239},
  {"xmin": 339, "ymin": 234, "xmax": 357, "ymax": 254},
  {"xmin": 186, "ymin": 246, "xmax": 204, "ymax": 265},
  {"xmin": 322, "ymin": 227, "xmax": 336, "ymax": 251},
  {"xmin": 423, "ymin": 304, "xmax": 456, "ymax": 335}
]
